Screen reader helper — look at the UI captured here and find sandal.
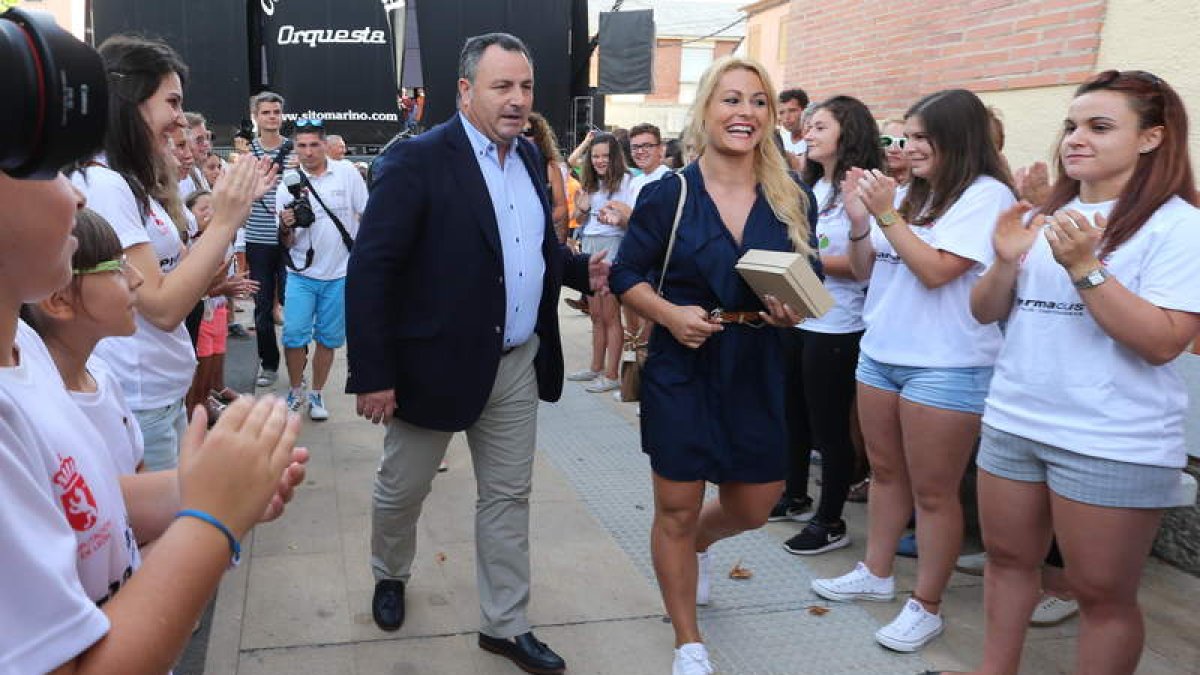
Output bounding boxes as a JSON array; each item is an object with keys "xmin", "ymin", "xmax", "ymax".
[
  {"xmin": 204, "ymin": 395, "xmax": 227, "ymax": 427},
  {"xmin": 210, "ymin": 387, "xmax": 241, "ymax": 405}
]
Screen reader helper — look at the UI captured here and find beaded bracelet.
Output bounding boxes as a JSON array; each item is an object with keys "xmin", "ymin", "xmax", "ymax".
[{"xmin": 177, "ymin": 509, "xmax": 241, "ymax": 567}]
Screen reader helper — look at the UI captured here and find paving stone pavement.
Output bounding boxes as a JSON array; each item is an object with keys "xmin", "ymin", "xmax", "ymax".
[{"xmin": 201, "ymin": 299, "xmax": 1200, "ymax": 675}]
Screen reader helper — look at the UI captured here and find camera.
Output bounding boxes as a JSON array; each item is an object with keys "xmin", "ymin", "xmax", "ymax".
[
  {"xmin": 282, "ymin": 169, "xmax": 315, "ymax": 228},
  {"xmin": 1, "ymin": 8, "xmax": 107, "ymax": 179}
]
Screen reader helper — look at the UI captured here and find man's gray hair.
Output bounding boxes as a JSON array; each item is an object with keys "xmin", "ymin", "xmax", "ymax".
[
  {"xmin": 184, "ymin": 111, "xmax": 207, "ymax": 128},
  {"xmin": 250, "ymin": 90, "xmax": 285, "ymax": 114},
  {"xmin": 458, "ymin": 32, "xmax": 531, "ymax": 83}
]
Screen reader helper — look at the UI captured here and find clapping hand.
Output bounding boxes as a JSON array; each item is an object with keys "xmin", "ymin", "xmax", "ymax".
[
  {"xmin": 1015, "ymin": 162, "xmax": 1051, "ymax": 207},
  {"xmin": 1044, "ymin": 209, "xmax": 1106, "ymax": 277},
  {"xmin": 840, "ymin": 168, "xmax": 871, "ymax": 225},
  {"xmin": 991, "ymin": 201, "xmax": 1039, "ymax": 265},
  {"xmin": 855, "ymin": 169, "xmax": 898, "ymax": 217}
]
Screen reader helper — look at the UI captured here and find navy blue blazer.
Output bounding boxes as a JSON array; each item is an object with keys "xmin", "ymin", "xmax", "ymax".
[{"xmin": 345, "ymin": 115, "xmax": 590, "ymax": 432}]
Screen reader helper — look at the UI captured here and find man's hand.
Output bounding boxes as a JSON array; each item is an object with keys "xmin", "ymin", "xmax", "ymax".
[
  {"xmin": 280, "ymin": 208, "xmax": 296, "ymax": 228},
  {"xmin": 357, "ymin": 390, "xmax": 396, "ymax": 425},
  {"xmin": 588, "ymin": 249, "xmax": 611, "ymax": 297}
]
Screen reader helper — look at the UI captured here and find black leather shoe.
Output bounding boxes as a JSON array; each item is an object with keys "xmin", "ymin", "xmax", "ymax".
[
  {"xmin": 478, "ymin": 631, "xmax": 566, "ymax": 675},
  {"xmin": 372, "ymin": 579, "xmax": 405, "ymax": 632}
]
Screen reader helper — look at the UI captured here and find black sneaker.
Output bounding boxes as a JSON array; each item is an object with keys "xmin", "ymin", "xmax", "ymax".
[
  {"xmin": 783, "ymin": 519, "xmax": 850, "ymax": 555},
  {"xmin": 767, "ymin": 495, "xmax": 814, "ymax": 523}
]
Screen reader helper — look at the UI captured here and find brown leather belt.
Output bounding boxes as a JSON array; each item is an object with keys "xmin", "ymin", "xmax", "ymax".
[{"xmin": 709, "ymin": 309, "xmax": 766, "ymax": 326}]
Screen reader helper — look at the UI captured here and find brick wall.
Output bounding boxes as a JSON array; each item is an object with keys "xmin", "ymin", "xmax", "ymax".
[
  {"xmin": 648, "ymin": 39, "xmax": 682, "ymax": 102},
  {"xmin": 783, "ymin": 0, "xmax": 1106, "ymax": 118}
]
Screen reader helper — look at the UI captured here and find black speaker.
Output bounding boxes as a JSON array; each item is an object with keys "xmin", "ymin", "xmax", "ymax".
[
  {"xmin": 91, "ymin": 1, "xmax": 250, "ymax": 142},
  {"xmin": 414, "ymin": 0, "xmax": 573, "ymax": 143}
]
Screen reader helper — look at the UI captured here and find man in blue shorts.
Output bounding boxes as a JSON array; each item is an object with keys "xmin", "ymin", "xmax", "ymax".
[{"xmin": 276, "ymin": 119, "xmax": 368, "ymax": 420}]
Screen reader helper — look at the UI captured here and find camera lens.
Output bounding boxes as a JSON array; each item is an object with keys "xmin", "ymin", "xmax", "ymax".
[{"xmin": 0, "ymin": 8, "xmax": 107, "ymax": 179}]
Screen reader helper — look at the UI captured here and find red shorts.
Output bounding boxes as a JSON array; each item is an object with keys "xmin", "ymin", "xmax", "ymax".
[{"xmin": 196, "ymin": 305, "xmax": 228, "ymax": 358}]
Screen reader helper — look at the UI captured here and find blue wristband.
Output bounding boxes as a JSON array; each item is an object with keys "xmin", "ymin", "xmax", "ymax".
[{"xmin": 176, "ymin": 509, "xmax": 241, "ymax": 567}]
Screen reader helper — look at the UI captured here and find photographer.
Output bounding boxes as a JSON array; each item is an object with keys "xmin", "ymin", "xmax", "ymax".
[{"xmin": 276, "ymin": 119, "xmax": 368, "ymax": 420}]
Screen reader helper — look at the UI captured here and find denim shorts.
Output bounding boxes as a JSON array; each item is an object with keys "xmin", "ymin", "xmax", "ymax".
[
  {"xmin": 977, "ymin": 423, "xmax": 1191, "ymax": 509},
  {"xmin": 134, "ymin": 398, "xmax": 187, "ymax": 471},
  {"xmin": 855, "ymin": 352, "xmax": 993, "ymax": 415},
  {"xmin": 282, "ymin": 273, "xmax": 346, "ymax": 349}
]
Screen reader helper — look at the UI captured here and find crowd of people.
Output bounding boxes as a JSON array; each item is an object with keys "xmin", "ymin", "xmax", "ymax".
[{"xmin": 1, "ymin": 7, "xmax": 1198, "ymax": 675}]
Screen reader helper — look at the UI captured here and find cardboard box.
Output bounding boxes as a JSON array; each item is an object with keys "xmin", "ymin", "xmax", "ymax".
[{"xmin": 735, "ymin": 249, "xmax": 834, "ymax": 319}]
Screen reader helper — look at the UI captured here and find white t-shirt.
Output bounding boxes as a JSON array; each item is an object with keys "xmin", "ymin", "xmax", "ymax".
[
  {"xmin": 780, "ymin": 129, "xmax": 807, "ymax": 157},
  {"xmin": 860, "ymin": 175, "xmax": 1014, "ymax": 367},
  {"xmin": 0, "ymin": 322, "xmax": 140, "ymax": 674},
  {"xmin": 70, "ymin": 356, "xmax": 145, "ymax": 475},
  {"xmin": 274, "ymin": 160, "xmax": 368, "ymax": 281},
  {"xmin": 581, "ymin": 173, "xmax": 633, "ymax": 238},
  {"xmin": 800, "ymin": 179, "xmax": 868, "ymax": 334},
  {"xmin": 630, "ymin": 164, "xmax": 671, "ymax": 206},
  {"xmin": 984, "ymin": 196, "xmax": 1200, "ymax": 468},
  {"xmin": 71, "ymin": 161, "xmax": 198, "ymax": 410}
]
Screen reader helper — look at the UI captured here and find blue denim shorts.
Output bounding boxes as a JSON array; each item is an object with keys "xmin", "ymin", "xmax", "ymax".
[{"xmin": 855, "ymin": 352, "xmax": 993, "ymax": 415}]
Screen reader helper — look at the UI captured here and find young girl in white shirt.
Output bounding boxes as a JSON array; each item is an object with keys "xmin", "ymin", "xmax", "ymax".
[
  {"xmin": 70, "ymin": 35, "xmax": 273, "ymax": 471},
  {"xmin": 774, "ymin": 96, "xmax": 882, "ymax": 555},
  {"xmin": 569, "ymin": 132, "xmax": 633, "ymax": 392},
  {"xmin": 811, "ymin": 89, "xmax": 1016, "ymax": 652},
  {"xmin": 961, "ymin": 70, "xmax": 1200, "ymax": 675},
  {"xmin": 0, "ymin": 21, "xmax": 306, "ymax": 673}
]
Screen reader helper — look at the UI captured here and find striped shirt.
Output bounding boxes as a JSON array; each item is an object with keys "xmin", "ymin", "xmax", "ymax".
[{"xmin": 243, "ymin": 138, "xmax": 290, "ymax": 245}]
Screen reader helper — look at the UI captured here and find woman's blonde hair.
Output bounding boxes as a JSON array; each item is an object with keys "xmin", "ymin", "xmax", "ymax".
[{"xmin": 682, "ymin": 55, "xmax": 811, "ymax": 255}]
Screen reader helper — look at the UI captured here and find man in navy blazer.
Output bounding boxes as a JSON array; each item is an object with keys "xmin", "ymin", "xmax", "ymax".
[{"xmin": 345, "ymin": 32, "xmax": 602, "ymax": 675}]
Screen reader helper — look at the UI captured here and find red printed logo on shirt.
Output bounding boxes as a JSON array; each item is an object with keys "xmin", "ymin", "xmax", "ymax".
[{"xmin": 52, "ymin": 455, "xmax": 99, "ymax": 531}]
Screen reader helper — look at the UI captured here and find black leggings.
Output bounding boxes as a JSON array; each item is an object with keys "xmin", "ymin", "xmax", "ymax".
[{"xmin": 783, "ymin": 328, "xmax": 863, "ymax": 524}]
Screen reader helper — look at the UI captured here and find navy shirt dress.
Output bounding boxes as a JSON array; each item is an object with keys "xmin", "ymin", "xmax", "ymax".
[{"xmin": 610, "ymin": 162, "xmax": 820, "ymax": 484}]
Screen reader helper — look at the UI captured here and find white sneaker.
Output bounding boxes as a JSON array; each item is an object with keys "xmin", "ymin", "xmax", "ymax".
[
  {"xmin": 696, "ymin": 551, "xmax": 711, "ymax": 606},
  {"xmin": 307, "ymin": 392, "xmax": 329, "ymax": 421},
  {"xmin": 286, "ymin": 388, "xmax": 305, "ymax": 414},
  {"xmin": 585, "ymin": 377, "xmax": 620, "ymax": 393},
  {"xmin": 1030, "ymin": 594, "xmax": 1079, "ymax": 627},
  {"xmin": 954, "ymin": 551, "xmax": 987, "ymax": 576},
  {"xmin": 672, "ymin": 642, "xmax": 714, "ymax": 675},
  {"xmin": 567, "ymin": 368, "xmax": 600, "ymax": 382},
  {"xmin": 255, "ymin": 369, "xmax": 278, "ymax": 387},
  {"xmin": 811, "ymin": 561, "xmax": 895, "ymax": 602},
  {"xmin": 874, "ymin": 598, "xmax": 944, "ymax": 652}
]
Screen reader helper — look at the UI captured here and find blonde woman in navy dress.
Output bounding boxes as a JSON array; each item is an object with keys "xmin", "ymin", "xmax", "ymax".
[{"xmin": 610, "ymin": 56, "xmax": 819, "ymax": 675}]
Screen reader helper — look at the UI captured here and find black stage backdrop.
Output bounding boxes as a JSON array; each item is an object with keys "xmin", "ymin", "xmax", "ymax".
[
  {"xmin": 415, "ymin": 0, "xmax": 574, "ymax": 145},
  {"xmin": 91, "ymin": 1, "xmax": 249, "ymax": 145},
  {"xmin": 255, "ymin": 0, "xmax": 399, "ymax": 145}
]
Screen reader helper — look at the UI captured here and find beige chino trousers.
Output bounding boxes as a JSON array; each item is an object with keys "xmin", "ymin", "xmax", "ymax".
[{"xmin": 371, "ymin": 336, "xmax": 540, "ymax": 639}]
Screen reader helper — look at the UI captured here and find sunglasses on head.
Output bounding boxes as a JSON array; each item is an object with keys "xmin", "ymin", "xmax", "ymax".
[
  {"xmin": 880, "ymin": 135, "xmax": 907, "ymax": 150},
  {"xmin": 295, "ymin": 118, "xmax": 325, "ymax": 128},
  {"xmin": 74, "ymin": 255, "xmax": 132, "ymax": 276}
]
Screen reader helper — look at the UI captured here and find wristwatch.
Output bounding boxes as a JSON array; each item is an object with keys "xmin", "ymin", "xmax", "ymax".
[
  {"xmin": 876, "ymin": 209, "xmax": 902, "ymax": 228},
  {"xmin": 1072, "ymin": 266, "xmax": 1110, "ymax": 290}
]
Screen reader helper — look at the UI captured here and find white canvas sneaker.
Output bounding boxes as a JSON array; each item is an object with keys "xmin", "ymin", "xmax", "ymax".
[
  {"xmin": 875, "ymin": 598, "xmax": 944, "ymax": 652},
  {"xmin": 696, "ymin": 551, "xmax": 711, "ymax": 606},
  {"xmin": 672, "ymin": 642, "xmax": 714, "ymax": 675},
  {"xmin": 811, "ymin": 561, "xmax": 895, "ymax": 602},
  {"xmin": 566, "ymin": 368, "xmax": 600, "ymax": 382},
  {"xmin": 1030, "ymin": 594, "xmax": 1079, "ymax": 626}
]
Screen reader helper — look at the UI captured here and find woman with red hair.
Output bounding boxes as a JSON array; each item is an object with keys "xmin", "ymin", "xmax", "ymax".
[{"xmin": 958, "ymin": 70, "xmax": 1200, "ymax": 675}]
